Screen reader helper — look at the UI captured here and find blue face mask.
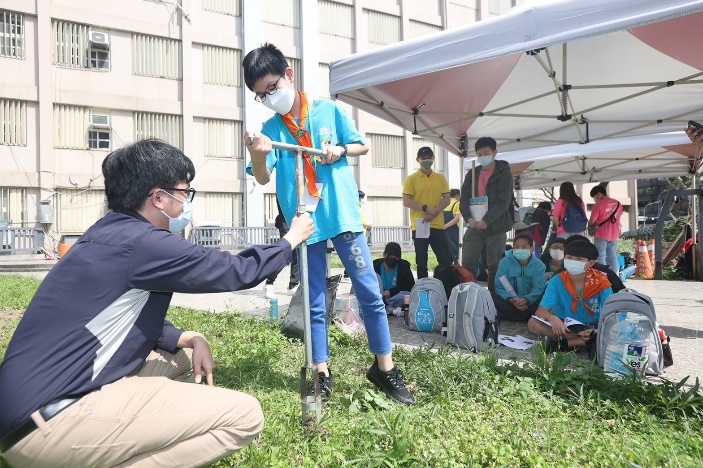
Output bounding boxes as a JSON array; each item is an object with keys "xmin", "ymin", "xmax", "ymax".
[
  {"xmin": 477, "ymin": 155, "xmax": 494, "ymax": 166},
  {"xmin": 161, "ymin": 191, "xmax": 193, "ymax": 234},
  {"xmin": 512, "ymin": 249, "xmax": 531, "ymax": 261}
]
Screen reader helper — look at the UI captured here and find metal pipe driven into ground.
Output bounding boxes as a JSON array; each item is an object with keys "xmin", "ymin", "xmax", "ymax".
[{"xmin": 269, "ymin": 141, "xmax": 325, "ymax": 424}]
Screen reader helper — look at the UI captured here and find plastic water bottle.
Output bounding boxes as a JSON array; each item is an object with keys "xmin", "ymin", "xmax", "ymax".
[
  {"xmin": 269, "ymin": 298, "xmax": 279, "ymax": 321},
  {"xmin": 603, "ymin": 312, "xmax": 650, "ymax": 379},
  {"xmin": 415, "ymin": 291, "xmax": 435, "ymax": 332}
]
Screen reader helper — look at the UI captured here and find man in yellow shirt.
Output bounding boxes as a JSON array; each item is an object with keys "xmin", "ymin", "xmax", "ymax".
[
  {"xmin": 402, "ymin": 147, "xmax": 452, "ymax": 278},
  {"xmin": 443, "ymin": 189, "xmax": 462, "ymax": 264}
]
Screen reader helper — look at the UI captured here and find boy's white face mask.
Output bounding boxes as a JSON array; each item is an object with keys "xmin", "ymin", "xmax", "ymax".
[
  {"xmin": 262, "ymin": 86, "xmax": 295, "ymax": 115},
  {"xmin": 564, "ymin": 258, "xmax": 587, "ymax": 276}
]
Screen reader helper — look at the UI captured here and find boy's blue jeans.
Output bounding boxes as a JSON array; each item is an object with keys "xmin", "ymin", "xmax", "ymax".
[{"xmin": 307, "ymin": 232, "xmax": 391, "ymax": 364}]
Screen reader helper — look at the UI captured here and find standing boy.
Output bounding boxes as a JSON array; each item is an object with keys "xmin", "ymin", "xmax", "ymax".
[
  {"xmin": 588, "ymin": 185, "xmax": 622, "ymax": 274},
  {"xmin": 402, "ymin": 146, "xmax": 452, "ymax": 278},
  {"xmin": 243, "ymin": 43, "xmax": 413, "ymax": 405}
]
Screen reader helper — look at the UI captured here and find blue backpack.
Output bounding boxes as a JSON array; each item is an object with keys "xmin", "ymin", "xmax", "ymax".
[{"xmin": 562, "ymin": 202, "xmax": 588, "ymax": 232}]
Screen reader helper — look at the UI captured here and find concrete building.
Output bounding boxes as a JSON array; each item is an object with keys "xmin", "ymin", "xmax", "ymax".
[{"xmin": 3, "ymin": 0, "xmax": 578, "ymax": 253}]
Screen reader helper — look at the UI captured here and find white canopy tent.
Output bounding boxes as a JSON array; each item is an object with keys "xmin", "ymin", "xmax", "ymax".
[
  {"xmin": 463, "ymin": 131, "xmax": 700, "ymax": 189},
  {"xmin": 330, "ymin": 0, "xmax": 703, "ymax": 171}
]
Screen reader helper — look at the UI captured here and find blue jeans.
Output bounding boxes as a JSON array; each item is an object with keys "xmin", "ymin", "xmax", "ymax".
[
  {"xmin": 594, "ymin": 237, "xmax": 619, "ymax": 274},
  {"xmin": 307, "ymin": 232, "xmax": 391, "ymax": 364}
]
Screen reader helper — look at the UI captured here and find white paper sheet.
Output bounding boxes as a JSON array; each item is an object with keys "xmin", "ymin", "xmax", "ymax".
[
  {"xmin": 415, "ymin": 219, "xmax": 430, "ymax": 239},
  {"xmin": 498, "ymin": 334, "xmax": 535, "ymax": 350}
]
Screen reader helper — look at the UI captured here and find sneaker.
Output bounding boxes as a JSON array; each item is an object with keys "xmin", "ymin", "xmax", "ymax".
[
  {"xmin": 544, "ymin": 336, "xmax": 570, "ymax": 354},
  {"xmin": 263, "ymin": 283, "xmax": 276, "ymax": 300},
  {"xmin": 366, "ymin": 360, "xmax": 415, "ymax": 406},
  {"xmin": 341, "ymin": 276, "xmax": 351, "ymax": 284},
  {"xmin": 287, "ymin": 284, "xmax": 299, "ymax": 296},
  {"xmin": 307, "ymin": 371, "xmax": 333, "ymax": 400}
]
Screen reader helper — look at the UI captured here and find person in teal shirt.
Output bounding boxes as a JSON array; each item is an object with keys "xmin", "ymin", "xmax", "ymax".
[
  {"xmin": 492, "ymin": 234, "xmax": 547, "ymax": 321},
  {"xmin": 243, "ymin": 43, "xmax": 413, "ymax": 406},
  {"xmin": 372, "ymin": 242, "xmax": 415, "ymax": 305},
  {"xmin": 529, "ymin": 239, "xmax": 613, "ymax": 353}
]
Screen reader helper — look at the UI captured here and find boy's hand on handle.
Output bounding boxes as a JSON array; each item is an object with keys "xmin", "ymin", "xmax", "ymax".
[
  {"xmin": 245, "ymin": 130, "xmax": 272, "ymax": 161},
  {"xmin": 320, "ymin": 144, "xmax": 345, "ymax": 165},
  {"xmin": 284, "ymin": 212, "xmax": 314, "ymax": 249}
]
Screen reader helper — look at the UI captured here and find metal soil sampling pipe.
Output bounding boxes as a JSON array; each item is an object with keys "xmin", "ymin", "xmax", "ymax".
[{"xmin": 270, "ymin": 140, "xmax": 324, "ymax": 424}]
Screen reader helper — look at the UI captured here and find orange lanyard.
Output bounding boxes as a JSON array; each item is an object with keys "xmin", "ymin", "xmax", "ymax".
[{"xmin": 279, "ymin": 92, "xmax": 321, "ymax": 198}]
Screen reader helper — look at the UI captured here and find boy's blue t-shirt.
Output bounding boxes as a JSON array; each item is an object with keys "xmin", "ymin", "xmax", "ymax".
[
  {"xmin": 539, "ymin": 273, "xmax": 613, "ymax": 326},
  {"xmin": 380, "ymin": 265, "xmax": 398, "ymax": 291},
  {"xmin": 246, "ymin": 99, "xmax": 364, "ymax": 245}
]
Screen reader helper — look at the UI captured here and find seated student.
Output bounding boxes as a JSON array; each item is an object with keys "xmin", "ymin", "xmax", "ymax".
[
  {"xmin": 540, "ymin": 237, "xmax": 567, "ymax": 281},
  {"xmin": 563, "ymin": 235, "xmax": 625, "ymax": 293},
  {"xmin": 528, "ymin": 240, "xmax": 613, "ymax": 353},
  {"xmin": 492, "ymin": 234, "xmax": 547, "ymax": 322},
  {"xmin": 373, "ymin": 242, "xmax": 415, "ymax": 304}
]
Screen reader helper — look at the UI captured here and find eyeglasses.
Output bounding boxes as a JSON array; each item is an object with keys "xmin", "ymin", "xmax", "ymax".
[
  {"xmin": 254, "ymin": 76, "xmax": 284, "ymax": 103},
  {"xmin": 162, "ymin": 187, "xmax": 196, "ymax": 202}
]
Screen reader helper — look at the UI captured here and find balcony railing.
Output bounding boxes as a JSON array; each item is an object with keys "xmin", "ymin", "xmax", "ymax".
[{"xmin": 0, "ymin": 228, "xmax": 45, "ymax": 255}]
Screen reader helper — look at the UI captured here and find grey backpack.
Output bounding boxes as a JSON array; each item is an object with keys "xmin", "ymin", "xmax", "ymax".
[
  {"xmin": 445, "ymin": 282, "xmax": 498, "ymax": 352},
  {"xmin": 406, "ymin": 277, "xmax": 446, "ymax": 333},
  {"xmin": 597, "ymin": 291, "xmax": 664, "ymax": 375}
]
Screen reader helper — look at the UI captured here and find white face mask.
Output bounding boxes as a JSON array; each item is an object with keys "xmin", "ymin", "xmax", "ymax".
[
  {"xmin": 550, "ymin": 249, "xmax": 565, "ymax": 261},
  {"xmin": 564, "ymin": 258, "xmax": 587, "ymax": 276},
  {"xmin": 477, "ymin": 155, "xmax": 494, "ymax": 166},
  {"xmin": 262, "ymin": 85, "xmax": 295, "ymax": 115},
  {"xmin": 161, "ymin": 191, "xmax": 193, "ymax": 234}
]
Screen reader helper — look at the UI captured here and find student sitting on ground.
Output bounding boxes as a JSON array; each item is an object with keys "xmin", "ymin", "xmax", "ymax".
[
  {"xmin": 528, "ymin": 239, "xmax": 613, "ymax": 353},
  {"xmin": 540, "ymin": 237, "xmax": 567, "ymax": 281},
  {"xmin": 373, "ymin": 242, "xmax": 415, "ymax": 305},
  {"xmin": 563, "ymin": 235, "xmax": 625, "ymax": 293},
  {"xmin": 491, "ymin": 234, "xmax": 547, "ymax": 322}
]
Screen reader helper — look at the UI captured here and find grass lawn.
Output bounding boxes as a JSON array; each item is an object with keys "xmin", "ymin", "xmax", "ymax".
[{"xmin": 2, "ymin": 274, "xmax": 703, "ymax": 467}]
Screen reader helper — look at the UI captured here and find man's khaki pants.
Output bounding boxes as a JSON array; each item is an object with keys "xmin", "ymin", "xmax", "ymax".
[
  {"xmin": 462, "ymin": 228, "xmax": 507, "ymax": 293},
  {"xmin": 4, "ymin": 349, "xmax": 264, "ymax": 467}
]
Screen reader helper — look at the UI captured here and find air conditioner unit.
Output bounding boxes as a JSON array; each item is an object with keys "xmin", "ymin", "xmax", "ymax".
[
  {"xmin": 90, "ymin": 113, "xmax": 111, "ymax": 129},
  {"xmin": 89, "ymin": 29, "xmax": 110, "ymax": 50}
]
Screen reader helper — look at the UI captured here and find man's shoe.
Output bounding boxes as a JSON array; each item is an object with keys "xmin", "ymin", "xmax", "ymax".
[
  {"xmin": 287, "ymin": 284, "xmax": 299, "ymax": 296},
  {"xmin": 264, "ymin": 283, "xmax": 276, "ymax": 300},
  {"xmin": 366, "ymin": 360, "xmax": 415, "ymax": 406},
  {"xmin": 544, "ymin": 337, "xmax": 570, "ymax": 354},
  {"xmin": 308, "ymin": 371, "xmax": 333, "ymax": 400}
]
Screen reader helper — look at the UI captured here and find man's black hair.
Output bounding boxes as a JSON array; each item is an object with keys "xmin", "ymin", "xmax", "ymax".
[
  {"xmin": 514, "ymin": 234, "xmax": 534, "ymax": 247},
  {"xmin": 474, "ymin": 137, "xmax": 497, "ymax": 152},
  {"xmin": 450, "ymin": 188, "xmax": 460, "ymax": 197},
  {"xmin": 242, "ymin": 43, "xmax": 289, "ymax": 91},
  {"xmin": 590, "ymin": 185, "xmax": 607, "ymax": 197},
  {"xmin": 102, "ymin": 139, "xmax": 195, "ymax": 211},
  {"xmin": 565, "ymin": 239, "xmax": 599, "ymax": 261},
  {"xmin": 417, "ymin": 146, "xmax": 434, "ymax": 158},
  {"xmin": 384, "ymin": 242, "xmax": 402, "ymax": 258}
]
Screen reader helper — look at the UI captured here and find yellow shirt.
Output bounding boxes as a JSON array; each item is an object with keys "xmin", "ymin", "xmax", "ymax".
[
  {"xmin": 444, "ymin": 199, "xmax": 461, "ymax": 217},
  {"xmin": 403, "ymin": 170, "xmax": 450, "ymax": 230}
]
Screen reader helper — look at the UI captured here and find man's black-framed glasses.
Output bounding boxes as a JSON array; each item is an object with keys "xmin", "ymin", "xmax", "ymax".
[
  {"xmin": 254, "ymin": 76, "xmax": 284, "ymax": 103},
  {"xmin": 162, "ymin": 187, "xmax": 196, "ymax": 202}
]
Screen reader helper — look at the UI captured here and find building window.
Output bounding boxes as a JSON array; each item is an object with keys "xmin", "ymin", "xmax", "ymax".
[
  {"xmin": 203, "ymin": 45, "xmax": 241, "ymax": 87},
  {"xmin": 0, "ymin": 10, "xmax": 25, "ymax": 59},
  {"xmin": 205, "ymin": 118, "xmax": 242, "ymax": 158},
  {"xmin": 0, "ymin": 187, "xmax": 27, "ymax": 226},
  {"xmin": 318, "ymin": 63, "xmax": 330, "ymax": 99},
  {"xmin": 412, "ymin": 138, "xmax": 446, "ymax": 173},
  {"xmin": 202, "ymin": 0, "xmax": 241, "ymax": 16},
  {"xmin": 203, "ymin": 192, "xmax": 243, "ymax": 226},
  {"xmin": 134, "ymin": 112, "xmax": 183, "ymax": 149},
  {"xmin": 0, "ymin": 99, "xmax": 26, "ymax": 146},
  {"xmin": 132, "ymin": 34, "xmax": 182, "ymax": 79},
  {"xmin": 367, "ymin": 10, "xmax": 401, "ymax": 45},
  {"xmin": 53, "ymin": 21, "xmax": 110, "ymax": 70},
  {"xmin": 369, "ymin": 133, "xmax": 404, "ymax": 168},
  {"xmin": 369, "ymin": 196, "xmax": 404, "ymax": 227},
  {"xmin": 488, "ymin": 0, "xmax": 515, "ymax": 15},
  {"xmin": 287, "ymin": 57, "xmax": 302, "ymax": 85},
  {"xmin": 263, "ymin": 0, "xmax": 300, "ymax": 28},
  {"xmin": 55, "ymin": 189, "xmax": 107, "ymax": 233},
  {"xmin": 54, "ymin": 105, "xmax": 111, "ymax": 150},
  {"xmin": 407, "ymin": 20, "xmax": 441, "ymax": 39},
  {"xmin": 318, "ymin": 1, "xmax": 354, "ymax": 39}
]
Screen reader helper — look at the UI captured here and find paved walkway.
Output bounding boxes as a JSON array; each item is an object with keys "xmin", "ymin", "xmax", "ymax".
[{"xmin": 8, "ymin": 265, "xmax": 702, "ymax": 385}]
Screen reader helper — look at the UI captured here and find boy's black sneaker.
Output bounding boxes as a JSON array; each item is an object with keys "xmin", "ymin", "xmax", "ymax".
[
  {"xmin": 366, "ymin": 360, "xmax": 415, "ymax": 406},
  {"xmin": 545, "ymin": 337, "xmax": 570, "ymax": 354},
  {"xmin": 308, "ymin": 371, "xmax": 333, "ymax": 400}
]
